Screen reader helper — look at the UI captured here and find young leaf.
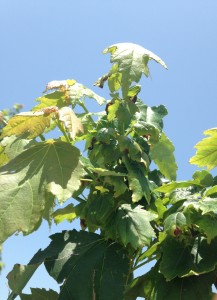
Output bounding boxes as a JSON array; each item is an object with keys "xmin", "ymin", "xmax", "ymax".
[
  {"xmin": 164, "ymin": 212, "xmax": 186, "ymax": 235},
  {"xmin": 1, "ymin": 114, "xmax": 51, "ymax": 139},
  {"xmin": 106, "ymin": 204, "xmax": 157, "ymax": 249},
  {"xmin": 150, "ymin": 132, "xmax": 177, "ymax": 180},
  {"xmin": 69, "ymin": 82, "xmax": 105, "ymax": 105},
  {"xmin": 58, "ymin": 107, "xmax": 84, "ymax": 140},
  {"xmin": 103, "ymin": 43, "xmax": 167, "ymax": 96},
  {"xmin": 53, "ymin": 204, "xmax": 76, "ymax": 224},
  {"xmin": 190, "ymin": 128, "xmax": 217, "ymax": 170}
]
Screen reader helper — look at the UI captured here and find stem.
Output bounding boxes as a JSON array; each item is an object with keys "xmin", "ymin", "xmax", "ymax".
[
  {"xmin": 73, "ymin": 196, "xmax": 86, "ymax": 203},
  {"xmin": 39, "ymin": 134, "xmax": 45, "ymax": 141},
  {"xmin": 56, "ymin": 120, "xmax": 71, "ymax": 143},
  {"xmin": 133, "ymin": 256, "xmax": 156, "ymax": 271}
]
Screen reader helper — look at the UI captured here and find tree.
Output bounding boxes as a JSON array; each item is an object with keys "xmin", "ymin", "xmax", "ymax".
[{"xmin": 1, "ymin": 43, "xmax": 217, "ymax": 299}]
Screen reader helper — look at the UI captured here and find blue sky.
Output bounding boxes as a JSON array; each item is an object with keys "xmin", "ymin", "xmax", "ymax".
[{"xmin": 1, "ymin": 1, "xmax": 217, "ymax": 298}]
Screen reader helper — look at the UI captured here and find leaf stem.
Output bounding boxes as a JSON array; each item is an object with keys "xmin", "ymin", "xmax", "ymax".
[{"xmin": 56, "ymin": 120, "xmax": 71, "ymax": 143}]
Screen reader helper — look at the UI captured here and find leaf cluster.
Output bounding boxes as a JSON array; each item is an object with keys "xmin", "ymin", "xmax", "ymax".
[{"xmin": 1, "ymin": 43, "xmax": 217, "ymax": 300}]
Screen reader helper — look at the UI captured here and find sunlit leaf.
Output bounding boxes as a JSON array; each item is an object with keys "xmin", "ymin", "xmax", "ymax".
[
  {"xmin": 103, "ymin": 43, "xmax": 167, "ymax": 96},
  {"xmin": 190, "ymin": 128, "xmax": 217, "ymax": 170},
  {"xmin": 58, "ymin": 107, "xmax": 84, "ymax": 140},
  {"xmin": 53, "ymin": 204, "xmax": 76, "ymax": 224},
  {"xmin": 45, "ymin": 79, "xmax": 76, "ymax": 92},
  {"xmin": 156, "ymin": 180, "xmax": 201, "ymax": 193},
  {"xmin": 69, "ymin": 82, "xmax": 105, "ymax": 105},
  {"xmin": 1, "ymin": 114, "xmax": 51, "ymax": 139},
  {"xmin": 183, "ymin": 197, "xmax": 217, "ymax": 215},
  {"xmin": 33, "ymin": 91, "xmax": 67, "ymax": 111},
  {"xmin": 7, "ymin": 263, "xmax": 41, "ymax": 299},
  {"xmin": 150, "ymin": 132, "xmax": 177, "ymax": 180},
  {"xmin": 106, "ymin": 204, "xmax": 157, "ymax": 249}
]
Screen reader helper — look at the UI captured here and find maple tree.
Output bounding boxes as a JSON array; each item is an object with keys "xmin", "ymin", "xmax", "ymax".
[{"xmin": 1, "ymin": 43, "xmax": 217, "ymax": 299}]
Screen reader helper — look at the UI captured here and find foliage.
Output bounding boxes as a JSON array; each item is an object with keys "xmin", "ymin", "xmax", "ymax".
[{"xmin": 1, "ymin": 43, "xmax": 217, "ymax": 299}]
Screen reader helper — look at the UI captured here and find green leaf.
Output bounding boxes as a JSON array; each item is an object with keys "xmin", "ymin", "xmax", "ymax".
[
  {"xmin": 160, "ymin": 237, "xmax": 217, "ymax": 280},
  {"xmin": 1, "ymin": 135, "xmax": 36, "ymax": 160},
  {"xmin": 205, "ymin": 185, "xmax": 217, "ymax": 197},
  {"xmin": 134, "ymin": 101, "xmax": 168, "ymax": 143},
  {"xmin": 103, "ymin": 43, "xmax": 167, "ymax": 96},
  {"xmin": 164, "ymin": 212, "xmax": 186, "ymax": 235},
  {"xmin": 156, "ymin": 180, "xmax": 201, "ymax": 193},
  {"xmin": 43, "ymin": 230, "xmax": 130, "ymax": 300},
  {"xmin": 125, "ymin": 265, "xmax": 214, "ymax": 300},
  {"xmin": 53, "ymin": 204, "xmax": 76, "ymax": 224},
  {"xmin": 1, "ymin": 113, "xmax": 51, "ymax": 139},
  {"xmin": 58, "ymin": 106, "xmax": 84, "ymax": 140},
  {"xmin": 150, "ymin": 132, "xmax": 177, "ymax": 180},
  {"xmin": 0, "ymin": 141, "xmax": 84, "ymax": 242},
  {"xmin": 1, "ymin": 140, "xmax": 84, "ymax": 203},
  {"xmin": 107, "ymin": 99, "xmax": 120, "ymax": 121},
  {"xmin": 69, "ymin": 82, "xmax": 105, "ymax": 105},
  {"xmin": 184, "ymin": 197, "xmax": 217, "ymax": 215},
  {"xmin": 20, "ymin": 288, "xmax": 59, "ymax": 300},
  {"xmin": 33, "ymin": 91, "xmax": 67, "ymax": 111},
  {"xmin": 0, "ymin": 143, "xmax": 9, "ymax": 166},
  {"xmin": 192, "ymin": 170, "xmax": 213, "ymax": 186},
  {"xmin": 190, "ymin": 128, "xmax": 217, "ymax": 170},
  {"xmin": 7, "ymin": 263, "xmax": 41, "ymax": 299},
  {"xmin": 106, "ymin": 204, "xmax": 157, "ymax": 249},
  {"xmin": 123, "ymin": 156, "xmax": 150, "ymax": 203}
]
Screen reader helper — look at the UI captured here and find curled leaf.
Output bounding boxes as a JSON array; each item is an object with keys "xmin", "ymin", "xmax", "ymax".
[{"xmin": 58, "ymin": 107, "xmax": 84, "ymax": 140}]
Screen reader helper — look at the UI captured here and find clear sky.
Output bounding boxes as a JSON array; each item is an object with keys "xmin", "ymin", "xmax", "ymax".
[{"xmin": 1, "ymin": 1, "xmax": 217, "ymax": 298}]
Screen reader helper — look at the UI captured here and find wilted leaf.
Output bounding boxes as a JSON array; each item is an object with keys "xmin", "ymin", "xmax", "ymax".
[
  {"xmin": 150, "ymin": 132, "xmax": 177, "ymax": 180},
  {"xmin": 44, "ymin": 79, "xmax": 76, "ymax": 92},
  {"xmin": 190, "ymin": 128, "xmax": 217, "ymax": 170},
  {"xmin": 58, "ymin": 107, "xmax": 84, "ymax": 140},
  {"xmin": 106, "ymin": 204, "xmax": 157, "ymax": 249}
]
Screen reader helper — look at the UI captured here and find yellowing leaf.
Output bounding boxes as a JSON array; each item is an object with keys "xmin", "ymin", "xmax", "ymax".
[
  {"xmin": 53, "ymin": 204, "xmax": 76, "ymax": 224},
  {"xmin": 190, "ymin": 128, "xmax": 217, "ymax": 170},
  {"xmin": 1, "ymin": 114, "xmax": 51, "ymax": 139},
  {"xmin": 69, "ymin": 82, "xmax": 105, "ymax": 105},
  {"xmin": 44, "ymin": 79, "xmax": 76, "ymax": 92},
  {"xmin": 58, "ymin": 107, "xmax": 84, "ymax": 140}
]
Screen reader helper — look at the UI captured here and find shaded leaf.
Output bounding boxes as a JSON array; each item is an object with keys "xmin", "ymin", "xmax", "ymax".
[
  {"xmin": 106, "ymin": 204, "xmax": 157, "ymax": 249},
  {"xmin": 160, "ymin": 237, "xmax": 217, "ymax": 280},
  {"xmin": 164, "ymin": 212, "xmax": 186, "ymax": 235},
  {"xmin": 125, "ymin": 265, "xmax": 214, "ymax": 300},
  {"xmin": 20, "ymin": 288, "xmax": 59, "ymax": 300},
  {"xmin": 190, "ymin": 128, "xmax": 217, "ymax": 170},
  {"xmin": 123, "ymin": 156, "xmax": 150, "ymax": 203},
  {"xmin": 150, "ymin": 132, "xmax": 177, "ymax": 180},
  {"xmin": 192, "ymin": 170, "xmax": 213, "ymax": 186},
  {"xmin": 43, "ymin": 230, "xmax": 130, "ymax": 300},
  {"xmin": 58, "ymin": 107, "xmax": 84, "ymax": 140}
]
